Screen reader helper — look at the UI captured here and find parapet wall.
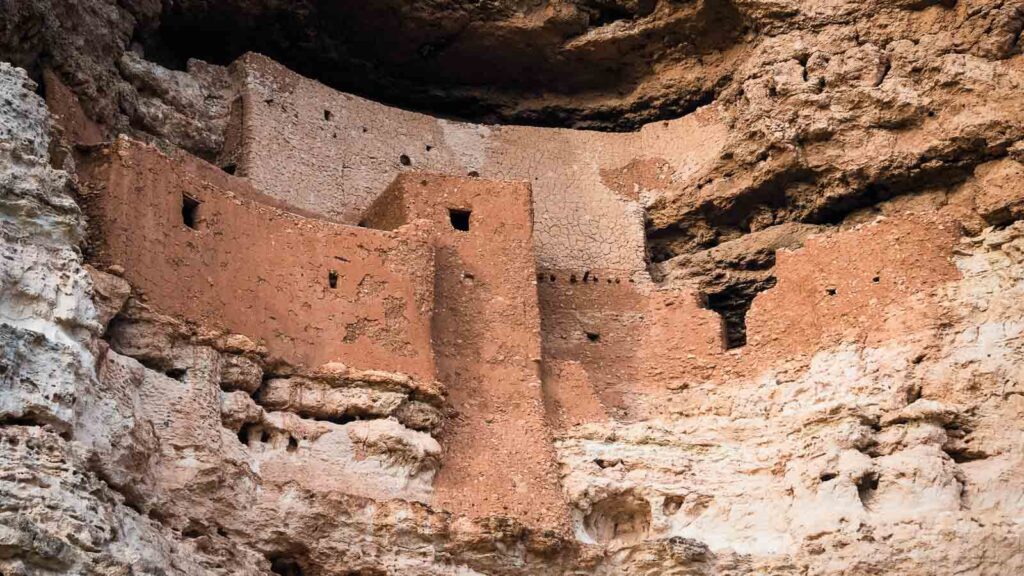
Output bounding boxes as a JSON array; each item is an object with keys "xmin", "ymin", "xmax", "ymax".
[
  {"xmin": 231, "ymin": 53, "xmax": 727, "ymax": 275},
  {"xmin": 79, "ymin": 137, "xmax": 437, "ymax": 380}
]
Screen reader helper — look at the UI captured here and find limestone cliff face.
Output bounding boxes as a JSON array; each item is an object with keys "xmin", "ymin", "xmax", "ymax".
[{"xmin": 2, "ymin": 1, "xmax": 1024, "ymax": 575}]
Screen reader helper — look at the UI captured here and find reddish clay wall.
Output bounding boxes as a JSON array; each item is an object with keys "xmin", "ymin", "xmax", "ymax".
[
  {"xmin": 537, "ymin": 215, "xmax": 961, "ymax": 420},
  {"xmin": 540, "ymin": 359, "xmax": 607, "ymax": 431},
  {"xmin": 537, "ymin": 271, "xmax": 647, "ymax": 422},
  {"xmin": 363, "ymin": 173, "xmax": 570, "ymax": 531},
  {"xmin": 79, "ymin": 138, "xmax": 437, "ymax": 379},
  {"xmin": 745, "ymin": 216, "xmax": 960, "ymax": 356},
  {"xmin": 637, "ymin": 214, "xmax": 962, "ymax": 412}
]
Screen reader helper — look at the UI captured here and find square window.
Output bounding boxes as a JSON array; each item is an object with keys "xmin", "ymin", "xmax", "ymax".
[{"xmin": 449, "ymin": 208, "xmax": 471, "ymax": 232}]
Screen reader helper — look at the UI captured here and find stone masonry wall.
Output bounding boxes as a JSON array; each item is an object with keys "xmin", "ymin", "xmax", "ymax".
[
  {"xmin": 537, "ymin": 275, "xmax": 648, "ymax": 422},
  {"xmin": 78, "ymin": 137, "xmax": 437, "ymax": 379},
  {"xmin": 638, "ymin": 210, "xmax": 963, "ymax": 411},
  {"xmin": 539, "ymin": 209, "xmax": 964, "ymax": 421}
]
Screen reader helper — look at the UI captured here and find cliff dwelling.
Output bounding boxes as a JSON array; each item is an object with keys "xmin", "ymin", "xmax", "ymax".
[{"xmin": 3, "ymin": 1, "xmax": 1024, "ymax": 575}]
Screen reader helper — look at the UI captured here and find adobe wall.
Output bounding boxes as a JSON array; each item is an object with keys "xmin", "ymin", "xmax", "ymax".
[
  {"xmin": 362, "ymin": 173, "xmax": 570, "ymax": 531},
  {"xmin": 74, "ymin": 57, "xmax": 966, "ymax": 477},
  {"xmin": 540, "ymin": 212, "xmax": 963, "ymax": 421},
  {"xmin": 231, "ymin": 53, "xmax": 727, "ymax": 275},
  {"xmin": 636, "ymin": 212, "xmax": 962, "ymax": 415},
  {"xmin": 78, "ymin": 137, "xmax": 437, "ymax": 380},
  {"xmin": 42, "ymin": 69, "xmax": 106, "ymax": 147},
  {"xmin": 537, "ymin": 274, "xmax": 647, "ymax": 422}
]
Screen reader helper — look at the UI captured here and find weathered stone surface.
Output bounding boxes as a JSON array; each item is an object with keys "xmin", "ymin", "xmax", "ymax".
[
  {"xmin": 3, "ymin": 0, "xmax": 1024, "ymax": 574},
  {"xmin": 0, "ymin": 62, "xmax": 96, "ymax": 432},
  {"xmin": 84, "ymin": 264, "xmax": 130, "ymax": 330},
  {"xmin": 645, "ymin": 1, "xmax": 1024, "ymax": 264},
  {"xmin": 0, "ymin": 426, "xmax": 267, "ymax": 576},
  {"xmin": 0, "ymin": 59, "xmax": 266, "ymax": 576},
  {"xmin": 219, "ymin": 353, "xmax": 263, "ymax": 394},
  {"xmin": 0, "ymin": 0, "xmax": 233, "ymax": 159}
]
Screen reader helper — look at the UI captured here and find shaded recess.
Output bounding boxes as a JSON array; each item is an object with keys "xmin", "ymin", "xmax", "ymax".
[
  {"xmin": 181, "ymin": 194, "xmax": 201, "ymax": 230},
  {"xmin": 269, "ymin": 557, "xmax": 305, "ymax": 576},
  {"xmin": 448, "ymin": 208, "xmax": 471, "ymax": 232},
  {"xmin": 703, "ymin": 277, "xmax": 776, "ymax": 349},
  {"xmin": 583, "ymin": 491, "xmax": 652, "ymax": 545},
  {"xmin": 135, "ymin": 0, "xmax": 748, "ymax": 130}
]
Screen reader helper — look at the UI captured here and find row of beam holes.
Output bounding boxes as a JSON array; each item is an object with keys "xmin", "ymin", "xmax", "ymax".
[
  {"xmin": 536, "ymin": 272, "xmax": 623, "ymax": 285},
  {"xmin": 400, "ymin": 145, "xmax": 434, "ymax": 168},
  {"xmin": 401, "ymin": 155, "xmax": 481, "ymax": 178},
  {"xmin": 537, "ymin": 271, "xmax": 621, "ymax": 344},
  {"xmin": 398, "ymin": 144, "xmax": 480, "ymax": 178}
]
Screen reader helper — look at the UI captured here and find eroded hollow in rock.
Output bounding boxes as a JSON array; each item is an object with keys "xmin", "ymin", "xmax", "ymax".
[
  {"xmin": 857, "ymin": 472, "xmax": 880, "ymax": 509},
  {"xmin": 270, "ymin": 557, "xmax": 304, "ymax": 576},
  {"xmin": 583, "ymin": 492, "xmax": 652, "ymax": 545},
  {"xmin": 584, "ymin": 0, "xmax": 657, "ymax": 27},
  {"xmin": 123, "ymin": 0, "xmax": 747, "ymax": 130}
]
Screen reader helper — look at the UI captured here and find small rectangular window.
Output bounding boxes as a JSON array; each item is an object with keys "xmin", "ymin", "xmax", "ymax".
[
  {"xmin": 182, "ymin": 194, "xmax": 201, "ymax": 230},
  {"xmin": 449, "ymin": 208, "xmax": 471, "ymax": 232}
]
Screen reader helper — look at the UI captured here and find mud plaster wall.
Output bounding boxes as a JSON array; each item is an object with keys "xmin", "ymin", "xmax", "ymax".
[
  {"xmin": 42, "ymin": 70, "xmax": 106, "ymax": 147},
  {"xmin": 233, "ymin": 53, "xmax": 727, "ymax": 274},
  {"xmin": 363, "ymin": 173, "xmax": 570, "ymax": 531},
  {"xmin": 637, "ymin": 214, "xmax": 962, "ymax": 413},
  {"xmin": 79, "ymin": 138, "xmax": 437, "ymax": 379},
  {"xmin": 541, "ymin": 213, "xmax": 963, "ymax": 421},
  {"xmin": 538, "ymin": 273, "xmax": 648, "ymax": 422}
]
